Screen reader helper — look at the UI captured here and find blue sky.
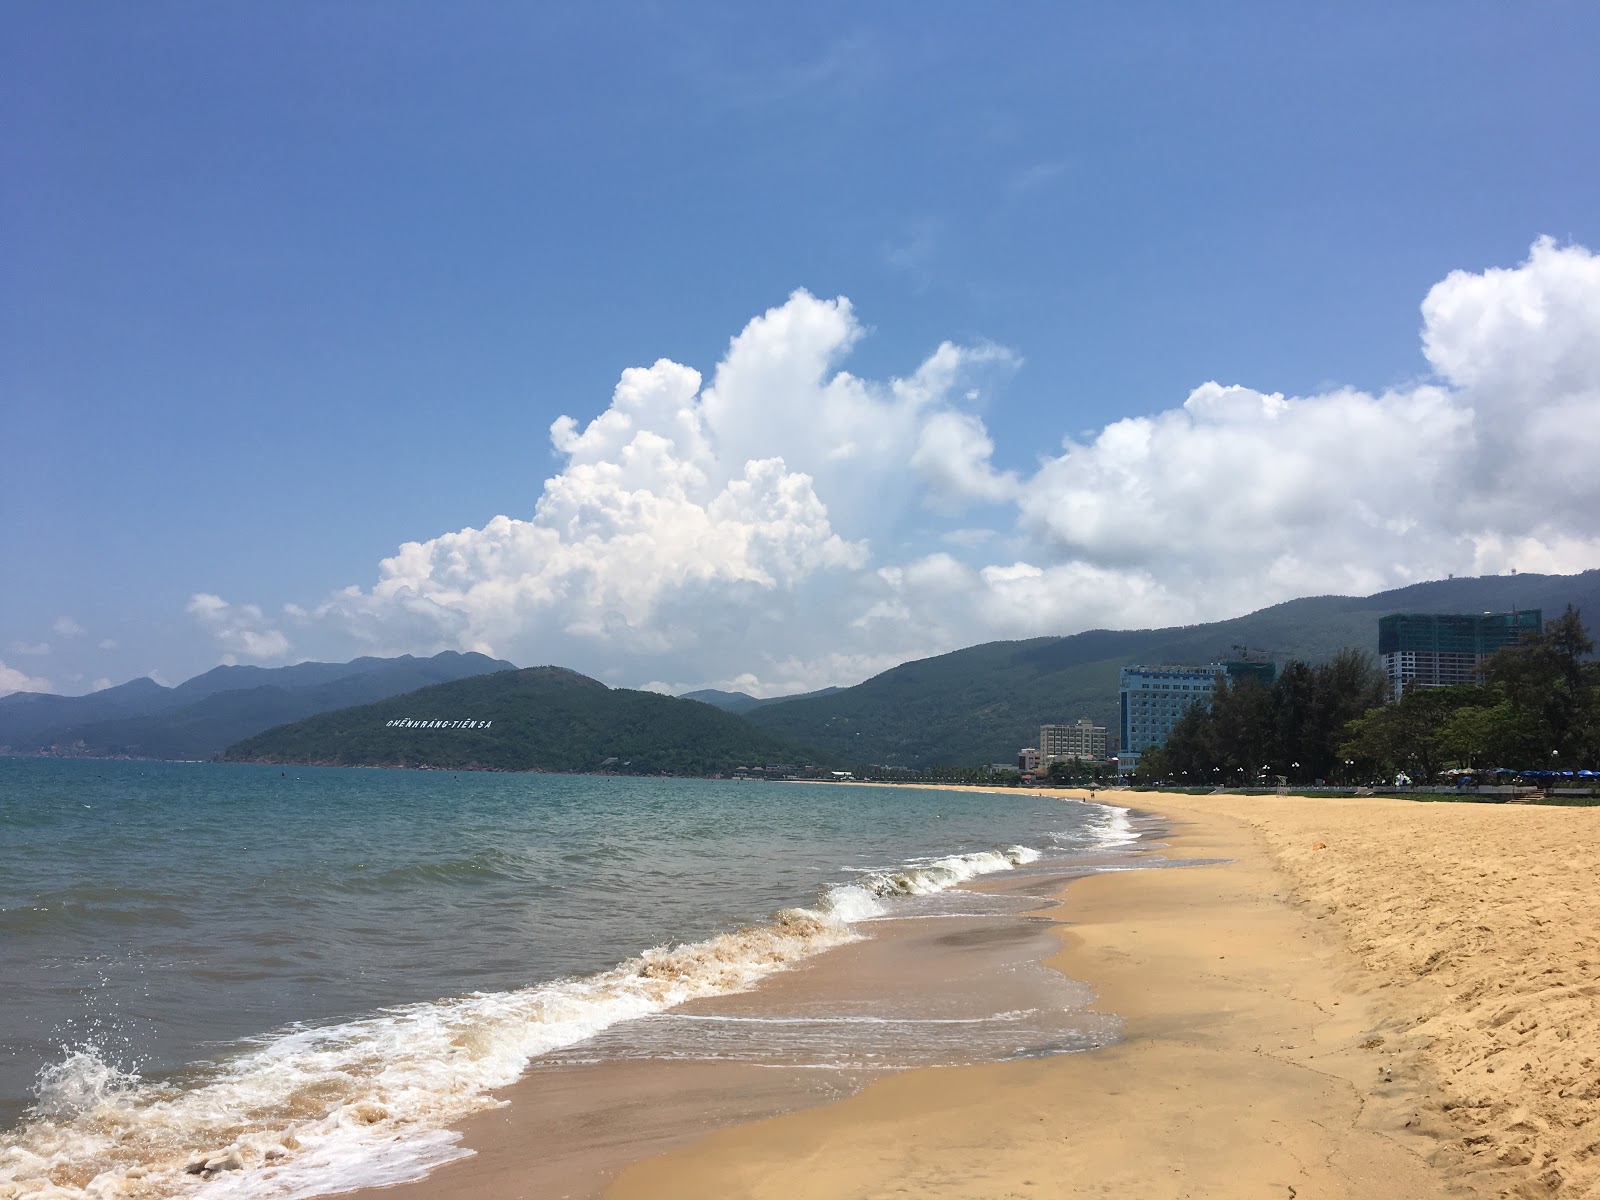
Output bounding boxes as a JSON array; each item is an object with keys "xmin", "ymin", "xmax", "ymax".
[{"xmin": 5, "ymin": 2, "xmax": 1600, "ymax": 697}]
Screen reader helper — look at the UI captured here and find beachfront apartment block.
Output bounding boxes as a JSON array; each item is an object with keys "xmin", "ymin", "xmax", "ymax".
[
  {"xmin": 1118, "ymin": 659, "xmax": 1277, "ymax": 774},
  {"xmin": 1378, "ymin": 609, "xmax": 1541, "ymax": 700},
  {"xmin": 1017, "ymin": 747, "xmax": 1043, "ymax": 772},
  {"xmin": 1040, "ymin": 719, "xmax": 1108, "ymax": 764}
]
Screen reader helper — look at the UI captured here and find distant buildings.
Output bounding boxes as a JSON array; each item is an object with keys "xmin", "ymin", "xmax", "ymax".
[
  {"xmin": 1379, "ymin": 610, "xmax": 1541, "ymax": 700},
  {"xmin": 1119, "ymin": 659, "xmax": 1277, "ymax": 774},
  {"xmin": 1017, "ymin": 747, "xmax": 1043, "ymax": 772},
  {"xmin": 1040, "ymin": 719, "xmax": 1108, "ymax": 764}
]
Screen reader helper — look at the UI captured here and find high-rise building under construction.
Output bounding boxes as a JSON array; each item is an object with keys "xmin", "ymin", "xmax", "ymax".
[{"xmin": 1378, "ymin": 610, "xmax": 1541, "ymax": 700}]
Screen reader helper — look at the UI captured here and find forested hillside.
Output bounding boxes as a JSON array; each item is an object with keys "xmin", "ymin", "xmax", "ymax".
[
  {"xmin": 222, "ymin": 666, "xmax": 822, "ymax": 775},
  {"xmin": 745, "ymin": 571, "xmax": 1600, "ymax": 767}
]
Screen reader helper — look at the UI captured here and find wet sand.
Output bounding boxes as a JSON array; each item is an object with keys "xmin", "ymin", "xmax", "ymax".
[
  {"xmin": 355, "ymin": 788, "xmax": 1600, "ymax": 1199},
  {"xmin": 347, "ymin": 851, "xmax": 1126, "ymax": 1200}
]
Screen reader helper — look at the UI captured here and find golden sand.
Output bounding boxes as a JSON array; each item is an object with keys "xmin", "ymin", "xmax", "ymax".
[
  {"xmin": 1184, "ymin": 792, "xmax": 1600, "ymax": 1198},
  {"xmin": 357, "ymin": 788, "xmax": 1599, "ymax": 1200}
]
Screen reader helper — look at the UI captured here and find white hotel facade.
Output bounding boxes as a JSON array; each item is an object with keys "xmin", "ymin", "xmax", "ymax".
[{"xmin": 1117, "ymin": 664, "xmax": 1230, "ymax": 774}]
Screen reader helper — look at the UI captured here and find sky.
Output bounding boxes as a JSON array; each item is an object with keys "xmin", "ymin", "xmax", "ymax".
[{"xmin": 4, "ymin": 2, "xmax": 1600, "ymax": 699}]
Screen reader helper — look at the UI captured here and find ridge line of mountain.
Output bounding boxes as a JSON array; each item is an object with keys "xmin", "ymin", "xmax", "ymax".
[{"xmin": 7, "ymin": 570, "xmax": 1596, "ymax": 768}]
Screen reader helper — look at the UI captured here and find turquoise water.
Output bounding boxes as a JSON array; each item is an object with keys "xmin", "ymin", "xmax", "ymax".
[{"xmin": 0, "ymin": 757, "xmax": 1134, "ymax": 1197}]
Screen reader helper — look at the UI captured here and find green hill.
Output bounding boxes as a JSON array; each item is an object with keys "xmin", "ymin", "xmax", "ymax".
[
  {"xmin": 221, "ymin": 666, "xmax": 824, "ymax": 775},
  {"xmin": 743, "ymin": 570, "xmax": 1600, "ymax": 768}
]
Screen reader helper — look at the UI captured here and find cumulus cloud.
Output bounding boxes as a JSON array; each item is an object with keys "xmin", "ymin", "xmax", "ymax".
[
  {"xmin": 6, "ymin": 641, "xmax": 50, "ymax": 657},
  {"xmin": 196, "ymin": 242, "xmax": 1600, "ymax": 694},
  {"xmin": 911, "ymin": 411, "xmax": 1020, "ymax": 511},
  {"xmin": 0, "ymin": 660, "xmax": 53, "ymax": 698},
  {"xmin": 52, "ymin": 616, "xmax": 84, "ymax": 638},
  {"xmin": 1014, "ymin": 237, "xmax": 1600, "ymax": 602},
  {"xmin": 187, "ymin": 593, "xmax": 292, "ymax": 663},
  {"xmin": 203, "ymin": 290, "xmax": 1014, "ymax": 686}
]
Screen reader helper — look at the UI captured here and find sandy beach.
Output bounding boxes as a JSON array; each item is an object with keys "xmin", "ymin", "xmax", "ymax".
[{"xmin": 358, "ymin": 789, "xmax": 1600, "ymax": 1200}]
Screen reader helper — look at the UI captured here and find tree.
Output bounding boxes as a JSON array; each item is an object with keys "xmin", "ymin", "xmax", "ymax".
[
  {"xmin": 1140, "ymin": 651, "xmax": 1386, "ymax": 786},
  {"xmin": 1480, "ymin": 605, "xmax": 1597, "ymax": 761},
  {"xmin": 1339, "ymin": 684, "xmax": 1485, "ymax": 783}
]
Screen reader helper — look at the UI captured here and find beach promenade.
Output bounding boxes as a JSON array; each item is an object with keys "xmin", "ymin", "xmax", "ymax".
[{"xmin": 369, "ymin": 790, "xmax": 1600, "ymax": 1200}]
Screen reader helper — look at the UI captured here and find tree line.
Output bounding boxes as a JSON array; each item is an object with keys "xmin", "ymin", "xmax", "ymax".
[{"xmin": 1135, "ymin": 607, "xmax": 1598, "ymax": 786}]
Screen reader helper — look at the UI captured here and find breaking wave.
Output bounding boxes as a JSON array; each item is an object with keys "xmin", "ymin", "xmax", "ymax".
[
  {"xmin": 1085, "ymin": 804, "xmax": 1138, "ymax": 848},
  {"xmin": 0, "ymin": 838, "xmax": 1045, "ymax": 1200}
]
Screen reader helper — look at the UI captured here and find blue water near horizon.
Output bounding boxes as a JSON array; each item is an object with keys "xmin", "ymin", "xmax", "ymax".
[{"xmin": 0, "ymin": 756, "xmax": 1137, "ymax": 1198}]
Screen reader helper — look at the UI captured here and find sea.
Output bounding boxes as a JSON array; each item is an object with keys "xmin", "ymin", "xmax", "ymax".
[{"xmin": 0, "ymin": 758, "xmax": 1145, "ymax": 1199}]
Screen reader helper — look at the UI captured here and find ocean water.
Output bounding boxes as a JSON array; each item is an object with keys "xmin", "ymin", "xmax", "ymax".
[{"xmin": 0, "ymin": 758, "xmax": 1139, "ymax": 1199}]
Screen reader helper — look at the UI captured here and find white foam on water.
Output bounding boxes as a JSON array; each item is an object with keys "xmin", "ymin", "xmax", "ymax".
[
  {"xmin": 1086, "ymin": 805, "xmax": 1139, "ymax": 848},
  {"xmin": 0, "ymin": 837, "xmax": 1048, "ymax": 1200},
  {"xmin": 837, "ymin": 844, "xmax": 1042, "ymax": 912}
]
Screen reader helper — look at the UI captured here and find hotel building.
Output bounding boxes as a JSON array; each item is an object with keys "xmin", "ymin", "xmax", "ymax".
[
  {"xmin": 1039, "ymin": 719, "xmax": 1108, "ymax": 764},
  {"xmin": 1118, "ymin": 660, "xmax": 1276, "ymax": 773}
]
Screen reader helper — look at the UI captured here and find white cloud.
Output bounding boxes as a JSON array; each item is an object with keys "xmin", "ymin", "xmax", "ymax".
[
  {"xmin": 1009, "ymin": 239, "xmax": 1600, "ymax": 604},
  {"xmin": 89, "ymin": 677, "xmax": 114, "ymax": 692},
  {"xmin": 187, "ymin": 593, "xmax": 292, "ymax": 661},
  {"xmin": 941, "ymin": 527, "xmax": 997, "ymax": 547},
  {"xmin": 0, "ymin": 660, "xmax": 53, "ymax": 698},
  {"xmin": 911, "ymin": 411, "xmax": 1020, "ymax": 511},
  {"xmin": 199, "ymin": 241, "xmax": 1600, "ymax": 695},
  {"xmin": 210, "ymin": 290, "xmax": 1013, "ymax": 685},
  {"xmin": 6, "ymin": 641, "xmax": 50, "ymax": 657},
  {"xmin": 52, "ymin": 616, "xmax": 84, "ymax": 638},
  {"xmin": 98, "ymin": 638, "xmax": 118, "ymax": 651}
]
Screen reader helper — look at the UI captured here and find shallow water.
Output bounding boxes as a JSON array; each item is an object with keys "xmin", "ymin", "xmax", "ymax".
[{"xmin": 0, "ymin": 758, "xmax": 1139, "ymax": 1198}]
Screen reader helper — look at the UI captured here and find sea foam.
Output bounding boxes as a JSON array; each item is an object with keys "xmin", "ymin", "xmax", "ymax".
[
  {"xmin": 0, "ymin": 838, "xmax": 1041, "ymax": 1200},
  {"xmin": 1087, "ymin": 804, "xmax": 1139, "ymax": 848}
]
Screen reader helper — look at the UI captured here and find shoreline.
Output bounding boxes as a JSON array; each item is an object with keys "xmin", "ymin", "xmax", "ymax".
[
  {"xmin": 603, "ymin": 789, "xmax": 1456, "ymax": 1200},
  {"xmin": 347, "ymin": 786, "xmax": 1599, "ymax": 1200}
]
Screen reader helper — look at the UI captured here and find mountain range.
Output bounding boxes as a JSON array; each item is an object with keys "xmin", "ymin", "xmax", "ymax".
[
  {"xmin": 679, "ymin": 686, "xmax": 842, "ymax": 714},
  {"xmin": 0, "ymin": 651, "xmax": 516, "ymax": 760},
  {"xmin": 8, "ymin": 570, "xmax": 1595, "ymax": 771}
]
